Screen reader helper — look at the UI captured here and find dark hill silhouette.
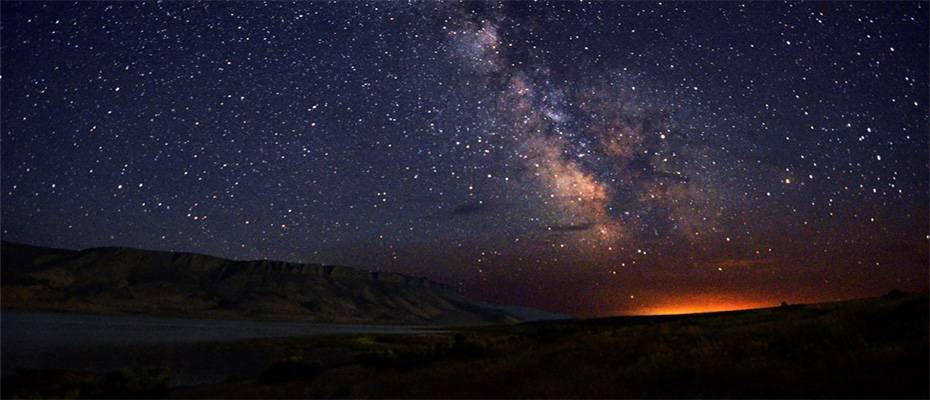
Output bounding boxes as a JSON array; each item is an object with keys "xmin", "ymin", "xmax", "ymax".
[{"xmin": 0, "ymin": 241, "xmax": 530, "ymax": 324}]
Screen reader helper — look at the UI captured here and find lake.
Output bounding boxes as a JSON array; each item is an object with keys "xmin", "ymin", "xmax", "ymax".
[{"xmin": 1, "ymin": 311, "xmax": 432, "ymax": 385}]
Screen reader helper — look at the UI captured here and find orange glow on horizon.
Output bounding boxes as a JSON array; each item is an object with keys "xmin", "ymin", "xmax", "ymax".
[{"xmin": 626, "ymin": 295, "xmax": 775, "ymax": 316}]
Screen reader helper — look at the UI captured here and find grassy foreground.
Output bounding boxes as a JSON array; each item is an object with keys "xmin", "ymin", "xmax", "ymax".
[{"xmin": 4, "ymin": 292, "xmax": 927, "ymax": 398}]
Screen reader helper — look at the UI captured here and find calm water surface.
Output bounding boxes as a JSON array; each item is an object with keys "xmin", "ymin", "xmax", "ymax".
[{"xmin": 1, "ymin": 311, "xmax": 431, "ymax": 385}]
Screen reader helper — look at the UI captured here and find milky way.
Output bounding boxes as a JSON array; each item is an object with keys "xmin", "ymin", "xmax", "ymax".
[
  {"xmin": 2, "ymin": 2, "xmax": 927, "ymax": 315},
  {"xmin": 445, "ymin": 7, "xmax": 720, "ymax": 250}
]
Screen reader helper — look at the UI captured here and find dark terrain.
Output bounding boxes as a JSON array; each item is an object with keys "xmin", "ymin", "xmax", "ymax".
[
  {"xmin": 2, "ymin": 242, "xmax": 926, "ymax": 398},
  {"xmin": 1, "ymin": 242, "xmax": 527, "ymax": 324},
  {"xmin": 1, "ymin": 311, "xmax": 436, "ymax": 387},
  {"xmin": 3, "ymin": 292, "xmax": 927, "ymax": 398}
]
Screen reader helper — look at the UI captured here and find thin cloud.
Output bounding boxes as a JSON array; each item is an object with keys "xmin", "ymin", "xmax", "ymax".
[
  {"xmin": 711, "ymin": 258, "xmax": 777, "ymax": 269},
  {"xmin": 546, "ymin": 223, "xmax": 595, "ymax": 232}
]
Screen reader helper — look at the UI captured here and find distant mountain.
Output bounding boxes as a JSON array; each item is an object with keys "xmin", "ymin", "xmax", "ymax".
[{"xmin": 0, "ymin": 242, "xmax": 538, "ymax": 325}]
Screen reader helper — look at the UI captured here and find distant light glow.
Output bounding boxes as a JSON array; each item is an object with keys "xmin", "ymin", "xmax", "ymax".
[{"xmin": 628, "ymin": 295, "xmax": 775, "ymax": 316}]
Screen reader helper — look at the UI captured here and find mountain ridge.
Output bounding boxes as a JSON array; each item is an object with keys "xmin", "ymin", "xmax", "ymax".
[{"xmin": 1, "ymin": 241, "xmax": 557, "ymax": 325}]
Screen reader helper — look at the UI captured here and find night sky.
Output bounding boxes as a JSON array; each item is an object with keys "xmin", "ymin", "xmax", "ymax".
[{"xmin": 2, "ymin": 2, "xmax": 927, "ymax": 316}]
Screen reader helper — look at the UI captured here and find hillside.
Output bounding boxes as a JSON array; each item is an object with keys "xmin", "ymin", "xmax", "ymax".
[
  {"xmin": 3, "ymin": 291, "xmax": 926, "ymax": 398},
  {"xmin": 0, "ymin": 242, "xmax": 519, "ymax": 324}
]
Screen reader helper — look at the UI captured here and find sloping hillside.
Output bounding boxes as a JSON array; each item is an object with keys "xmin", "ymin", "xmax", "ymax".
[{"xmin": 0, "ymin": 242, "xmax": 518, "ymax": 324}]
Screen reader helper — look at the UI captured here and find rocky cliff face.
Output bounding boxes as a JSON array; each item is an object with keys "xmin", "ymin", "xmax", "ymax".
[{"xmin": 1, "ymin": 242, "xmax": 518, "ymax": 325}]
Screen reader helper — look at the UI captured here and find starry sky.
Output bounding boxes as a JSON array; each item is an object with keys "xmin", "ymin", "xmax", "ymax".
[{"xmin": 2, "ymin": 2, "xmax": 928, "ymax": 316}]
